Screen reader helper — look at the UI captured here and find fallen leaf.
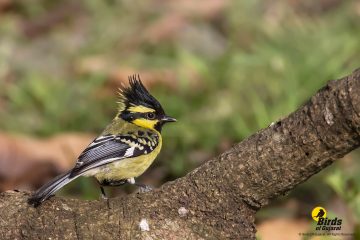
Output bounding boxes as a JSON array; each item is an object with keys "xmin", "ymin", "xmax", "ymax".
[
  {"xmin": 0, "ymin": 132, "xmax": 94, "ymax": 191},
  {"xmin": 0, "ymin": 0, "xmax": 12, "ymax": 12},
  {"xmin": 257, "ymin": 218, "xmax": 310, "ymax": 240}
]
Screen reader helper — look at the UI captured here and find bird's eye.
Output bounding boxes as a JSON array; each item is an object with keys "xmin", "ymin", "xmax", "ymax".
[{"xmin": 146, "ymin": 112, "xmax": 156, "ymax": 120}]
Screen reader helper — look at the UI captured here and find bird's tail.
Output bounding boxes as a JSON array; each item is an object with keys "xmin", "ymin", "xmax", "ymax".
[{"xmin": 28, "ymin": 171, "xmax": 78, "ymax": 207}]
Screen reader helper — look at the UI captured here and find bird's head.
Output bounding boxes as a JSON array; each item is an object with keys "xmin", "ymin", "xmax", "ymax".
[{"xmin": 117, "ymin": 75, "xmax": 176, "ymax": 132}]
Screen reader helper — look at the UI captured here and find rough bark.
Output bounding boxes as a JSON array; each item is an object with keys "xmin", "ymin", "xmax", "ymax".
[{"xmin": 1, "ymin": 69, "xmax": 360, "ymax": 240}]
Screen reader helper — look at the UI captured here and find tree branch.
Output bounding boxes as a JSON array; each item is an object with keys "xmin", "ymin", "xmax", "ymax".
[{"xmin": 1, "ymin": 69, "xmax": 360, "ymax": 239}]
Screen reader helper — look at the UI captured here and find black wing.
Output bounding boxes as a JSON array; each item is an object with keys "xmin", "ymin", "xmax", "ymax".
[{"xmin": 69, "ymin": 134, "xmax": 141, "ymax": 177}]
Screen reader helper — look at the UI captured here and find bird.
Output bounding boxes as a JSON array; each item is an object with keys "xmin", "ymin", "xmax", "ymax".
[
  {"xmin": 28, "ymin": 75, "xmax": 176, "ymax": 207},
  {"xmin": 315, "ymin": 209, "xmax": 325, "ymax": 219}
]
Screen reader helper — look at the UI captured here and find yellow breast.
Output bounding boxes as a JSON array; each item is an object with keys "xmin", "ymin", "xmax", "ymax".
[{"xmin": 94, "ymin": 134, "xmax": 162, "ymax": 182}]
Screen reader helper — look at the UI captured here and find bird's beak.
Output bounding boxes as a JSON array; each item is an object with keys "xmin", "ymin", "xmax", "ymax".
[{"xmin": 161, "ymin": 116, "xmax": 177, "ymax": 123}]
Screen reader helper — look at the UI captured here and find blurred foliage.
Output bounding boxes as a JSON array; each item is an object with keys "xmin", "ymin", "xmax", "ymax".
[
  {"xmin": 0, "ymin": 0, "xmax": 360, "ymax": 235},
  {"xmin": 326, "ymin": 161, "xmax": 360, "ymax": 221}
]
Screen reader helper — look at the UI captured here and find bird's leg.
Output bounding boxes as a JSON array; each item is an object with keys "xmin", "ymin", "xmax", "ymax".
[
  {"xmin": 97, "ymin": 179, "xmax": 128, "ymax": 199},
  {"xmin": 100, "ymin": 186, "xmax": 107, "ymax": 200},
  {"xmin": 105, "ymin": 179, "xmax": 128, "ymax": 186},
  {"xmin": 98, "ymin": 178, "xmax": 152, "ymax": 196},
  {"xmin": 97, "ymin": 184, "xmax": 110, "ymax": 209},
  {"xmin": 126, "ymin": 178, "xmax": 153, "ymax": 193},
  {"xmin": 96, "ymin": 179, "xmax": 109, "ymax": 200}
]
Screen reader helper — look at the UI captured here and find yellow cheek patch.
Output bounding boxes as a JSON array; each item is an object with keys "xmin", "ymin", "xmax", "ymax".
[
  {"xmin": 128, "ymin": 105, "xmax": 155, "ymax": 113},
  {"xmin": 132, "ymin": 119, "xmax": 158, "ymax": 130}
]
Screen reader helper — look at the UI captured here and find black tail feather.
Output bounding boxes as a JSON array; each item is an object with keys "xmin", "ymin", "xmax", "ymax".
[{"xmin": 28, "ymin": 171, "xmax": 76, "ymax": 207}]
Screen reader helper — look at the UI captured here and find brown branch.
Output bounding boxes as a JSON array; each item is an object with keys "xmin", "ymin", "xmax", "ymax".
[{"xmin": 1, "ymin": 69, "xmax": 360, "ymax": 239}]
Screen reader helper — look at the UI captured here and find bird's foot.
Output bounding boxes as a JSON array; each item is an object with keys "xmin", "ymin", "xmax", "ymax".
[
  {"xmin": 136, "ymin": 183, "xmax": 153, "ymax": 193},
  {"xmin": 138, "ymin": 185, "xmax": 153, "ymax": 193},
  {"xmin": 99, "ymin": 186, "xmax": 108, "ymax": 200},
  {"xmin": 100, "ymin": 193, "xmax": 108, "ymax": 200},
  {"xmin": 126, "ymin": 178, "xmax": 153, "ymax": 193}
]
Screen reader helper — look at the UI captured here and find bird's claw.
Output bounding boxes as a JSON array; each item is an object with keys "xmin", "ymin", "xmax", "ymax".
[
  {"xmin": 138, "ymin": 185, "xmax": 153, "ymax": 193},
  {"xmin": 100, "ymin": 193, "xmax": 108, "ymax": 200}
]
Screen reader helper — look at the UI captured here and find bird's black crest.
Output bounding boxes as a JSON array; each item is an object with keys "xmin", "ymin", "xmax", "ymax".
[{"xmin": 117, "ymin": 75, "xmax": 163, "ymax": 112}]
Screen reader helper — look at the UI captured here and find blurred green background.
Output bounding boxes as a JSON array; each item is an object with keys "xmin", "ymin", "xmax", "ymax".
[{"xmin": 0, "ymin": 0, "xmax": 359, "ymax": 238}]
